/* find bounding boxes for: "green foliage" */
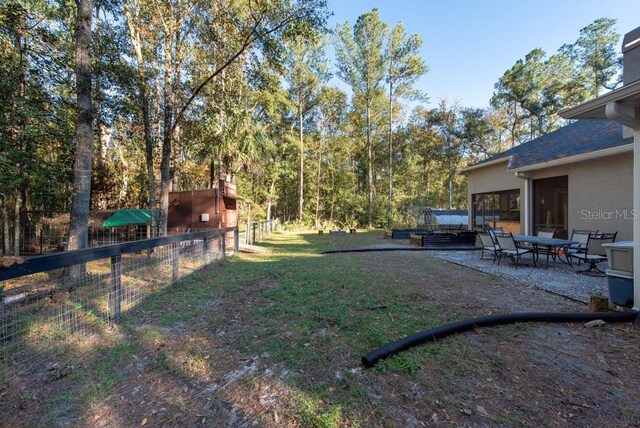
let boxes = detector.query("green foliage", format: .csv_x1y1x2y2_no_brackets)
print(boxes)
491,17,620,146
0,3,623,237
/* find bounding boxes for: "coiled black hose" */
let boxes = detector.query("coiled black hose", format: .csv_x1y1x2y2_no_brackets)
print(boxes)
362,310,638,368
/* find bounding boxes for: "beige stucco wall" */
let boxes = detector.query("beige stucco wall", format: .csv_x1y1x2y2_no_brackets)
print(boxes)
465,152,634,240
525,152,633,241
465,160,526,233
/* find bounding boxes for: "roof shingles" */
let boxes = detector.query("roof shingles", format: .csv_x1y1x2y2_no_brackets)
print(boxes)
469,120,631,171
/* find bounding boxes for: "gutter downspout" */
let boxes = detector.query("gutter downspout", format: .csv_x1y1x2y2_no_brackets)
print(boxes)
605,101,640,311
515,172,531,235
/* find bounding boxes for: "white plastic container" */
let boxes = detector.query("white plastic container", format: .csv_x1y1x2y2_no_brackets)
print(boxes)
604,241,634,307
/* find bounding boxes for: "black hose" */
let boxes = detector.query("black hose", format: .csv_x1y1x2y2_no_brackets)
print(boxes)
362,310,638,368
322,247,479,254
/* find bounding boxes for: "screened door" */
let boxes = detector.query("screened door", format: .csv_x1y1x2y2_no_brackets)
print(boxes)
533,176,568,239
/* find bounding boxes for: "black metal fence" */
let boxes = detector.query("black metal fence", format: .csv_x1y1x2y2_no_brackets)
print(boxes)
0,227,239,382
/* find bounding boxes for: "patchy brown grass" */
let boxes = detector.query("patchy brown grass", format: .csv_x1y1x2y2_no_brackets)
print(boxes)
2,230,639,427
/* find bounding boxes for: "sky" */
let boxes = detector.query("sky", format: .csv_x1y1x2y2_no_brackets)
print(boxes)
325,0,639,109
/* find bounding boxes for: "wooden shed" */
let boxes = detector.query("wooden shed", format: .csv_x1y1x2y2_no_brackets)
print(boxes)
168,180,237,234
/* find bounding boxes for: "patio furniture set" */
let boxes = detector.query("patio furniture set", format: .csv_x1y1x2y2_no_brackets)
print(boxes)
478,227,618,275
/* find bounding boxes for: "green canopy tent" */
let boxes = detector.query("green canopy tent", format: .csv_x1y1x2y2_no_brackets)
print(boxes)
102,209,152,228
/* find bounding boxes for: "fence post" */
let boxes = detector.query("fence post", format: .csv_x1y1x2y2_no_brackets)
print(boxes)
172,243,179,285
203,236,211,264
252,222,256,244
221,232,226,257
246,220,251,245
234,227,239,253
110,255,122,322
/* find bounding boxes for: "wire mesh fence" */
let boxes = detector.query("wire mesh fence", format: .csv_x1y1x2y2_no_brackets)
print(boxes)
244,219,277,245
0,228,237,382
2,225,156,256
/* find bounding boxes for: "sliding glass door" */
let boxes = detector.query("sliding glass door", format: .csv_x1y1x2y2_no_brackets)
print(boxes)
472,189,520,232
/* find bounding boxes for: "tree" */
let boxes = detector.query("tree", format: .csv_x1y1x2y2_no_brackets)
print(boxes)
561,17,621,97
431,100,465,209
155,0,327,235
385,22,427,226
313,86,347,228
283,33,328,221
491,48,585,144
335,8,388,228
67,0,93,252
124,0,159,235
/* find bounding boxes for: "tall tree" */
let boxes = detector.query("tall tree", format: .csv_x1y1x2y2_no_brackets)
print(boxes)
561,17,621,97
385,22,427,226
431,100,465,209
68,0,93,252
313,86,347,228
283,34,327,221
335,8,387,228
124,0,159,236
153,0,328,235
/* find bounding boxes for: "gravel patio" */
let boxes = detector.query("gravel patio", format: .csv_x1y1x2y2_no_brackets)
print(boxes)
431,249,608,304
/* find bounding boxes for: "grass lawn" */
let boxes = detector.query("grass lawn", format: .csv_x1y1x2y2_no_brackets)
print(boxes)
3,230,640,427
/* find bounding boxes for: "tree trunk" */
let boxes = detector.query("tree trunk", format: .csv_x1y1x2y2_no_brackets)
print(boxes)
448,158,453,210
314,128,323,229
388,82,393,228
217,151,222,228
366,99,373,228
158,30,174,236
329,169,335,224
266,178,276,221
2,204,9,256
298,98,304,221
210,159,215,189
68,0,93,253
423,162,431,201
13,196,21,256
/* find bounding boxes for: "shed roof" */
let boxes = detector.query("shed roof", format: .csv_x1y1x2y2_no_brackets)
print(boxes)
463,120,632,172
102,209,153,228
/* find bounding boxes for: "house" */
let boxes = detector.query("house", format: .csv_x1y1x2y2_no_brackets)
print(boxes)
465,24,639,309
559,25,640,309
461,119,633,240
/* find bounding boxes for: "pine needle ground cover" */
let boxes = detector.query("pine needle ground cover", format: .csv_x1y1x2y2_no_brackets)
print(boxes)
2,231,640,426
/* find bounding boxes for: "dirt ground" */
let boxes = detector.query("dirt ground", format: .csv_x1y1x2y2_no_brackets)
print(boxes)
1,231,639,427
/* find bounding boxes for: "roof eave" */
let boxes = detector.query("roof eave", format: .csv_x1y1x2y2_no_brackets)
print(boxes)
459,157,510,174
559,80,640,120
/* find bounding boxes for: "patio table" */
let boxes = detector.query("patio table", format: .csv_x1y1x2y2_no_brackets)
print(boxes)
513,235,577,268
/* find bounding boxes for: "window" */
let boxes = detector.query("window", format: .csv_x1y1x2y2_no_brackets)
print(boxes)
472,189,520,230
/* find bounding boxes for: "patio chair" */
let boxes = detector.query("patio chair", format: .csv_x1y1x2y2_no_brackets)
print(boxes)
495,232,535,268
533,228,557,266
478,232,499,262
487,228,502,247
566,229,596,256
568,232,617,275
537,228,556,239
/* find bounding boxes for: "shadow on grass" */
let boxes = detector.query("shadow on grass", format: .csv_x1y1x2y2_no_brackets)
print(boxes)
3,230,596,427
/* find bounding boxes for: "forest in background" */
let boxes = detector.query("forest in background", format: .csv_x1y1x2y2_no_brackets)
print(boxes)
0,1,624,255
